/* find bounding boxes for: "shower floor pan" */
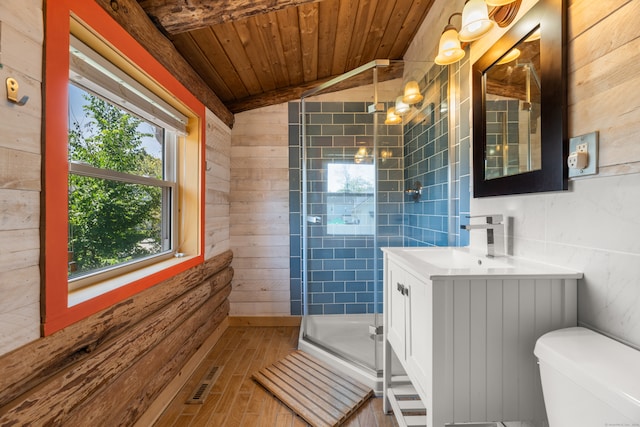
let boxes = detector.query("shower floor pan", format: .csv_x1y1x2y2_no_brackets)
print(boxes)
298,314,404,395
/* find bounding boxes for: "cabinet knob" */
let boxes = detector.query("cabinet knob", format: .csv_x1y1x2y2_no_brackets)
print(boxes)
397,282,404,293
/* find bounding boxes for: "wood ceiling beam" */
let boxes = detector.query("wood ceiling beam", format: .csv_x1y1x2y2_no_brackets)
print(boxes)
226,61,404,114
94,0,235,128
138,0,325,35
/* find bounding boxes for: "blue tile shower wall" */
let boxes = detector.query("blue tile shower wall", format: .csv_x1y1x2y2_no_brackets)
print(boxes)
403,65,450,246
454,55,472,246
289,101,404,316
289,63,471,314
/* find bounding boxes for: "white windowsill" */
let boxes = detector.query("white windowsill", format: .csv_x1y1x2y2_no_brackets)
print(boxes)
68,254,197,307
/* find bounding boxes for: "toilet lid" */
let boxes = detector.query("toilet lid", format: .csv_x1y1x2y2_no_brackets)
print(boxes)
535,327,640,422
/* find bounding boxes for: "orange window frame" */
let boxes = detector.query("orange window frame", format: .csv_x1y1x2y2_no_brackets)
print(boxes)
43,0,205,335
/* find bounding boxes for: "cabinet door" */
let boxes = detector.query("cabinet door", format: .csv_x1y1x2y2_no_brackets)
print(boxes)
386,260,406,360
405,270,432,401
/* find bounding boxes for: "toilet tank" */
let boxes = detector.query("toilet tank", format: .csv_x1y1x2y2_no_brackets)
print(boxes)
534,327,640,427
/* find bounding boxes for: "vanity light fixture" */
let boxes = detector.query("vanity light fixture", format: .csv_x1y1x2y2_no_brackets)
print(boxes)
434,0,521,65
384,106,402,125
459,0,494,42
402,80,424,105
435,13,466,65
394,95,411,115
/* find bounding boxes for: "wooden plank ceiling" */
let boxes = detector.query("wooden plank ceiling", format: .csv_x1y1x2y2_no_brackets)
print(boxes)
136,0,436,114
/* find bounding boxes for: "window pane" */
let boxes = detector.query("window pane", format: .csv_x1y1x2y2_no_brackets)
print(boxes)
68,175,165,279
326,163,375,236
68,83,164,179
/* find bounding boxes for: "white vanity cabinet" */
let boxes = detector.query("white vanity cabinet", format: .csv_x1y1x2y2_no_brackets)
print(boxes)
385,258,432,402
382,247,582,427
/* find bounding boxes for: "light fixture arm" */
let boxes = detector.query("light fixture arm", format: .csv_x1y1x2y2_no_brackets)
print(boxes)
447,12,462,27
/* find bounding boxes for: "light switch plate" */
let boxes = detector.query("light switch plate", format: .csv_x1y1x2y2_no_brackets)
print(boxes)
569,131,598,178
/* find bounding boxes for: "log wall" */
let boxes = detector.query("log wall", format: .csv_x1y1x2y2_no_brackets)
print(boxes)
0,251,233,425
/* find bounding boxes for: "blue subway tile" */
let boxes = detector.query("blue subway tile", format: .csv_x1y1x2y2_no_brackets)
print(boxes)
346,304,367,314
356,270,374,281
312,270,333,281
308,304,323,315
312,293,334,304
308,282,323,293
334,248,356,259
324,304,346,314
323,259,345,270
335,293,356,303
346,281,367,292
334,270,355,281
345,259,367,270
324,282,345,293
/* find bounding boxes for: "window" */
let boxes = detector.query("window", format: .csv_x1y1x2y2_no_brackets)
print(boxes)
326,163,375,235
66,36,186,289
44,1,205,334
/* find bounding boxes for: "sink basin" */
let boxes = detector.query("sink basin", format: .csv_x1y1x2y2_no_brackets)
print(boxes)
383,247,582,280
398,247,512,270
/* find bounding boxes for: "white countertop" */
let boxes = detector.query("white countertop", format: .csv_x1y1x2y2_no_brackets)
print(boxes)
382,246,583,280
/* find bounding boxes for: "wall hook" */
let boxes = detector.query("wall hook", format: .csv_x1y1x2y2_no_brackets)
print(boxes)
6,77,29,106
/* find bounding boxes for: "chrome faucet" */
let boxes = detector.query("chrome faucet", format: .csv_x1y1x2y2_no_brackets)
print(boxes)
461,214,505,257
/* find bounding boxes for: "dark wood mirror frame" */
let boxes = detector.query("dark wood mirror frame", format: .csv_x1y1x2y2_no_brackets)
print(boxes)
472,0,567,197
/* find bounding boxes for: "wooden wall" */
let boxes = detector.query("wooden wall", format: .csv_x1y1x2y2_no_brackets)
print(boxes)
0,0,44,355
205,109,232,258
230,104,291,316
566,0,640,175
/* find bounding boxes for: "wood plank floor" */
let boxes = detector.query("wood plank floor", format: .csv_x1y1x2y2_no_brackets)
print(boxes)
153,326,398,427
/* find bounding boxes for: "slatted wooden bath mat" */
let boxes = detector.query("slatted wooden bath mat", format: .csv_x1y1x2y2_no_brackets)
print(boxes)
252,350,374,427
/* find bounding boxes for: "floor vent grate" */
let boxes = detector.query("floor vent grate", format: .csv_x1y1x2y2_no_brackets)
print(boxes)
186,365,221,404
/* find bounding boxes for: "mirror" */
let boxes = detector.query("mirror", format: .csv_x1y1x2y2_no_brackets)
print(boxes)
484,27,541,180
472,0,566,197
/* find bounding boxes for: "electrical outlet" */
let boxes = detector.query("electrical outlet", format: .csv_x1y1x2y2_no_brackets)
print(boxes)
567,151,588,169
568,132,598,178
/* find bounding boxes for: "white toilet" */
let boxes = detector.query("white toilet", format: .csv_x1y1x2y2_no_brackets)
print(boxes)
535,327,640,427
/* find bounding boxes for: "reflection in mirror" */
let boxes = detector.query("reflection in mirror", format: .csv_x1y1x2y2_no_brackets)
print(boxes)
484,26,541,180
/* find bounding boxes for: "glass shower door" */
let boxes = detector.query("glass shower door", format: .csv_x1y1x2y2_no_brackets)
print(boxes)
299,62,404,373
